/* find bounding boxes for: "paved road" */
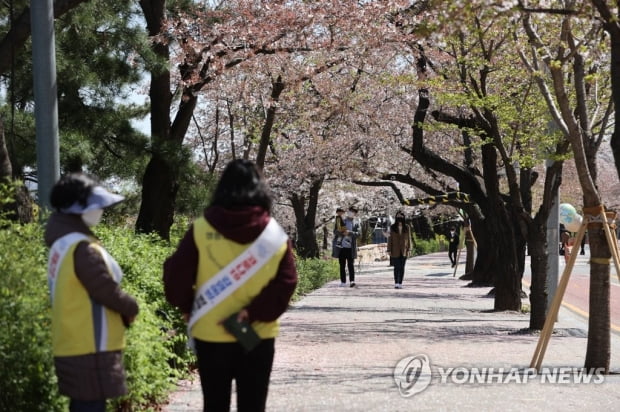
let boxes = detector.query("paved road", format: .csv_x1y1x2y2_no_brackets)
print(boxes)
163,252,620,412
522,245,620,333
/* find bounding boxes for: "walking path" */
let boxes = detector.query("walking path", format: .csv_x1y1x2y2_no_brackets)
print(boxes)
163,252,620,411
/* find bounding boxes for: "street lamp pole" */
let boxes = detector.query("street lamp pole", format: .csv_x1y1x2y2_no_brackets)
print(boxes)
31,0,60,211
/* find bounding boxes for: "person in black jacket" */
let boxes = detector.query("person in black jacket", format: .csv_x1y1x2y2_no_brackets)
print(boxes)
448,226,459,267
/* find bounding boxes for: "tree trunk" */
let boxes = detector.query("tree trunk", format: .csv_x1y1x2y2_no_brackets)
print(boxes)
461,217,494,286
322,226,328,250
0,117,12,180
528,222,548,330
464,226,475,274
584,208,612,373
256,76,285,170
289,178,323,259
0,117,33,223
604,14,620,184
136,0,198,239
480,140,521,312
135,153,178,238
489,209,522,311
409,81,520,309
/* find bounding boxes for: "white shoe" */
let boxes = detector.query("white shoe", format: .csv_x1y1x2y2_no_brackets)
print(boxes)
340,282,347,287
398,284,403,289
395,284,399,289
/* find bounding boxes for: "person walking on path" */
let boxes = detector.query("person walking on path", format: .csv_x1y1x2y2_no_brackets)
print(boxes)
163,159,298,412
387,211,411,289
560,224,572,264
448,225,459,267
332,206,360,287
333,207,346,248
44,173,139,412
580,230,587,255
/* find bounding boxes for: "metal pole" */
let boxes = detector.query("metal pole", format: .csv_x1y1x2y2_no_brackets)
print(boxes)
545,159,560,315
31,0,60,211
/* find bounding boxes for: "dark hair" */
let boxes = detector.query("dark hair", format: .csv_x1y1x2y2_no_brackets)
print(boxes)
209,159,272,211
50,173,97,212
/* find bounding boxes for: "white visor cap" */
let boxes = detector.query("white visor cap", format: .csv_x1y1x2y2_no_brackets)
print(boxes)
60,186,125,214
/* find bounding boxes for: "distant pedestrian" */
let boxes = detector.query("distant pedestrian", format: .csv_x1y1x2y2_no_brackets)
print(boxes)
332,206,360,287
560,225,571,263
387,211,410,289
580,231,587,255
163,159,298,412
44,173,139,412
448,225,459,267
333,207,346,248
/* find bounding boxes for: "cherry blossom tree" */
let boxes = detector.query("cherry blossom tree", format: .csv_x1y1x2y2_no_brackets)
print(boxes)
361,1,568,312
164,1,423,254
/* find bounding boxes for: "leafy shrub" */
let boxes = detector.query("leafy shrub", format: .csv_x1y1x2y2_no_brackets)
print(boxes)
0,222,67,411
413,234,445,255
92,226,193,411
0,217,192,411
293,256,339,301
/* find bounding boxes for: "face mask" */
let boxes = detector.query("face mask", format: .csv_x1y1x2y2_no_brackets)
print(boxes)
82,209,103,227
347,212,354,218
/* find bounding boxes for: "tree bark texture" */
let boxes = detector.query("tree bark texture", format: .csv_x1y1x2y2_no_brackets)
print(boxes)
412,88,520,309
460,214,494,286
289,178,323,259
256,76,285,170
0,117,33,223
528,223,548,330
584,209,612,373
136,0,191,239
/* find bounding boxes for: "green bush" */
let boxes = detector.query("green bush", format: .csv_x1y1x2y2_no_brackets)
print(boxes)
0,222,67,411
293,256,339,301
413,234,445,255
0,218,192,411
95,226,193,411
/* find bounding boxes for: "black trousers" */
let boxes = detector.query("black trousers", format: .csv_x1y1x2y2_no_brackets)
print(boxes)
448,247,457,265
69,399,106,412
195,338,275,412
338,247,355,283
392,256,407,284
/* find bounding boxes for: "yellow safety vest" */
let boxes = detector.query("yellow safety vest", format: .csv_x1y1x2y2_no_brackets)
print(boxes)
191,217,287,342
49,236,125,356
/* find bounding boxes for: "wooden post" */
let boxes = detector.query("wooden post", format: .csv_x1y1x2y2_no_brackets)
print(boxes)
530,219,587,370
529,206,620,370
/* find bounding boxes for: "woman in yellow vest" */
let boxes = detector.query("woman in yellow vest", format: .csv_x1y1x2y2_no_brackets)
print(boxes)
44,173,139,412
164,159,298,412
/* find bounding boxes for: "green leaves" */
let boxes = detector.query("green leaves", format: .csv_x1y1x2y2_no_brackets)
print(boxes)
293,255,339,301
0,223,65,411
0,220,192,410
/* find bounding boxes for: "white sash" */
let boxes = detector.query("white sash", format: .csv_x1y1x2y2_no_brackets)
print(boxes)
48,233,123,304
187,218,288,342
